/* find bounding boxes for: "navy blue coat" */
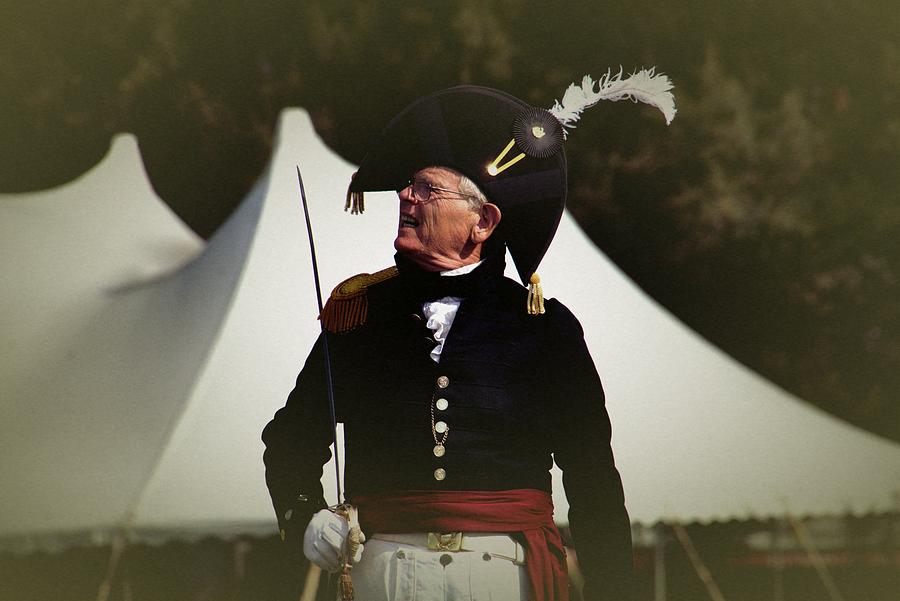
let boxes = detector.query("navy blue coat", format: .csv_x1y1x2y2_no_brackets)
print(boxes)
262,256,632,600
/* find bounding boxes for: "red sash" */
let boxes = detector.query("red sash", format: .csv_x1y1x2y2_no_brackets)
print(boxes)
353,489,568,601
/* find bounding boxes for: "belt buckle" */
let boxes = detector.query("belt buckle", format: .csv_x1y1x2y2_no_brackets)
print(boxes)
427,531,463,551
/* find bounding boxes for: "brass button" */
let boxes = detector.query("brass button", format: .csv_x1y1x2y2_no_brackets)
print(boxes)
434,468,446,481
433,444,446,457
396,549,406,559
435,421,448,434
440,553,453,566
437,376,449,388
435,398,449,411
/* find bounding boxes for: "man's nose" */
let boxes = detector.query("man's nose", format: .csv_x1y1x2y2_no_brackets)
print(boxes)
398,183,417,204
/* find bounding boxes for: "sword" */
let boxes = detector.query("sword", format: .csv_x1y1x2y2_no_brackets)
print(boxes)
296,165,343,504
296,166,357,600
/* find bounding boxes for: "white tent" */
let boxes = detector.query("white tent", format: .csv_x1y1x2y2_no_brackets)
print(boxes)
2,108,899,549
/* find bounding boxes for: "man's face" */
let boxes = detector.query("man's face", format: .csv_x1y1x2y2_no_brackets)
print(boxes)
394,167,482,271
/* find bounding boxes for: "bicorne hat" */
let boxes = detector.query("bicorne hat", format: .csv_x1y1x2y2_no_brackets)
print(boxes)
345,70,676,312
348,85,566,288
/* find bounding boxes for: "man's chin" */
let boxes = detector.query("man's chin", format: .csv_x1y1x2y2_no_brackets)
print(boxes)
394,237,419,255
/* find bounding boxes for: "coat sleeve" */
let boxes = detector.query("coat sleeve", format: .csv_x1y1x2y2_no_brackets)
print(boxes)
545,300,634,601
261,334,335,555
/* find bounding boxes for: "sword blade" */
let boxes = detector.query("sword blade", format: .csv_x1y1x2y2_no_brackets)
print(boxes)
296,165,343,504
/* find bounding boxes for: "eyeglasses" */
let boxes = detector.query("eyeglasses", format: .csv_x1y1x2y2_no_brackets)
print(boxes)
399,178,479,204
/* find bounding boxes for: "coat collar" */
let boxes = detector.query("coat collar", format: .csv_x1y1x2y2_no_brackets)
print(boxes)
393,252,505,303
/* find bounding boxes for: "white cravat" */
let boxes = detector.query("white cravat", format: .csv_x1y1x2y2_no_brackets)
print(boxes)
422,261,482,362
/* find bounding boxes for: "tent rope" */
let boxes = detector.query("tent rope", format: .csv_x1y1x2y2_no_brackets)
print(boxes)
785,512,846,601
94,511,135,601
670,522,728,601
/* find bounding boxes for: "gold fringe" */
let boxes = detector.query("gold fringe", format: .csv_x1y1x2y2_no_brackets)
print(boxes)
320,294,367,334
320,266,399,332
344,173,364,215
344,188,365,214
527,272,545,315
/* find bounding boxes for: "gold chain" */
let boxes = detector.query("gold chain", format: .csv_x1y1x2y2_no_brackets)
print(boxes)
430,392,449,445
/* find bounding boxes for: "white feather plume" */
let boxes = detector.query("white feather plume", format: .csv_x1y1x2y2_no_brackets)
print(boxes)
549,67,676,136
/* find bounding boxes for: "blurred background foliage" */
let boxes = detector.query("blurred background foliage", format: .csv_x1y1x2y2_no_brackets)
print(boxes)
2,0,898,441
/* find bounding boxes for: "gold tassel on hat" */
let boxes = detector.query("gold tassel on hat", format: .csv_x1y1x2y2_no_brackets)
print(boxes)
527,272,545,315
344,188,365,214
344,171,365,214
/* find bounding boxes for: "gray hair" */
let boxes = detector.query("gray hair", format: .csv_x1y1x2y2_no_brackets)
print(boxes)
456,172,488,211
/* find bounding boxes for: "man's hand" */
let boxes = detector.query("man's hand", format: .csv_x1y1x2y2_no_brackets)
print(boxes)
302,508,365,572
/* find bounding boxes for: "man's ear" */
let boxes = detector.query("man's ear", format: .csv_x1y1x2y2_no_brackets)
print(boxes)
472,203,502,244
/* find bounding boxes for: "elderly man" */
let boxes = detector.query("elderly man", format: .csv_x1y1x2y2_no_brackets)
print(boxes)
262,86,633,601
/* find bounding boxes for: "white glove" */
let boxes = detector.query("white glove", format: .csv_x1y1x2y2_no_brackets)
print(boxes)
302,508,365,572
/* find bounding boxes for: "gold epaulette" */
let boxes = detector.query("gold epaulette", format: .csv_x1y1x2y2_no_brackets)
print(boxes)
320,266,399,333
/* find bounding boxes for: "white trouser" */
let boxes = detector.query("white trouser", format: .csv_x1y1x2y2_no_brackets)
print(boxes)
347,537,530,601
